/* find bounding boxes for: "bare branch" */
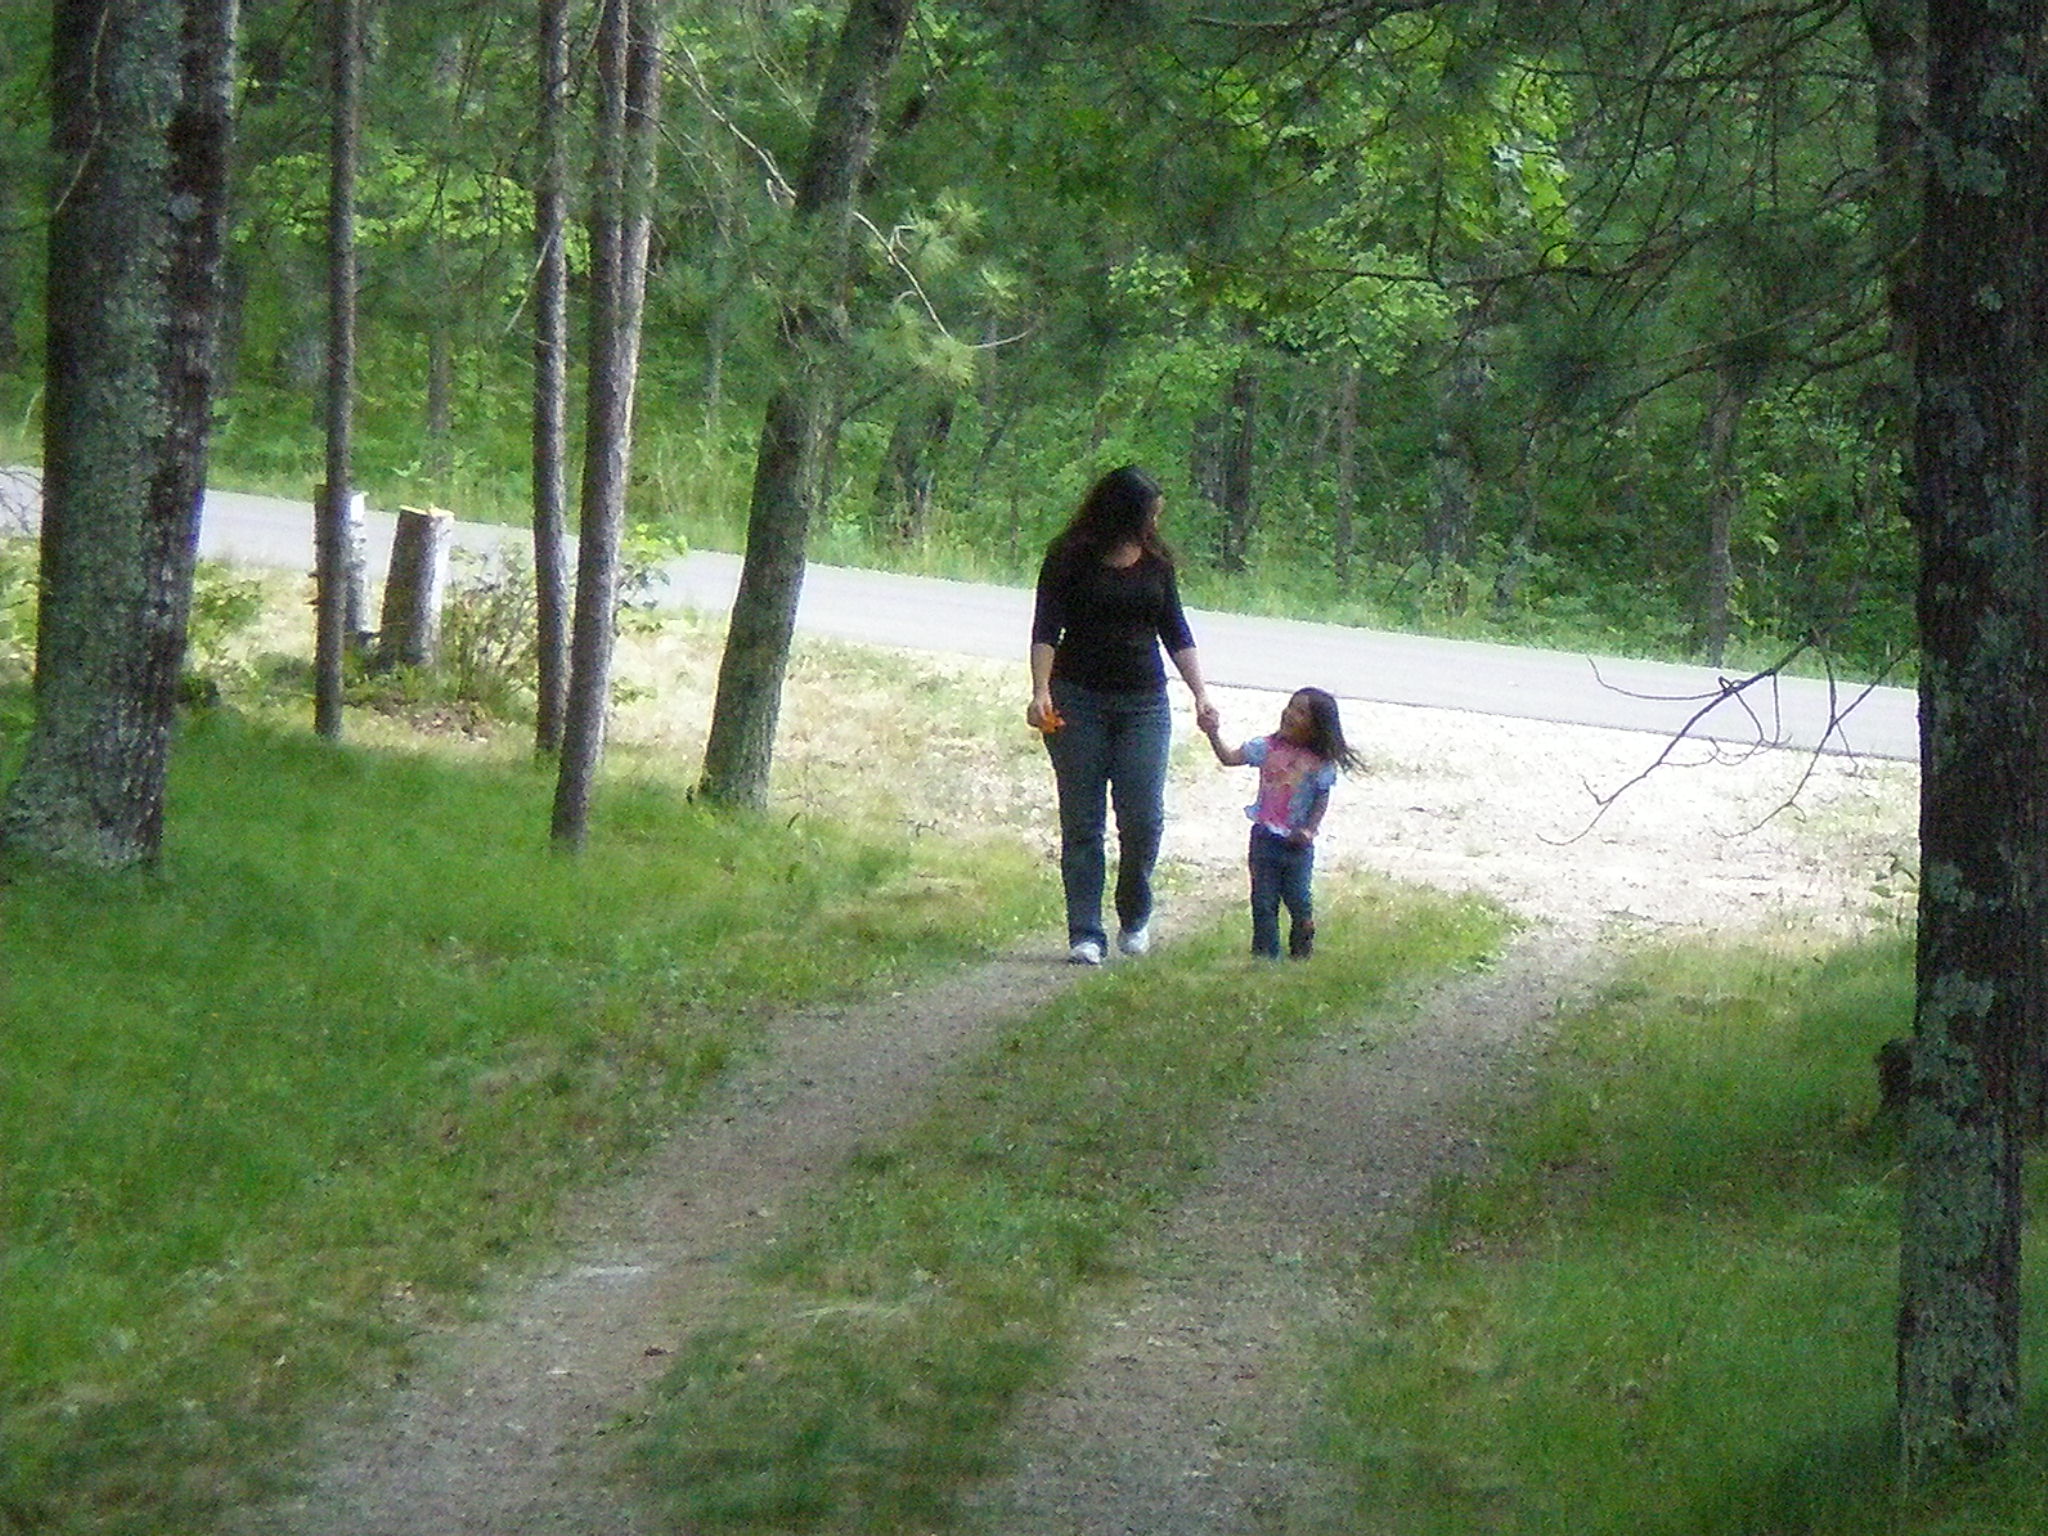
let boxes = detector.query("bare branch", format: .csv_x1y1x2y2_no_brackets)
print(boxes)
1542,638,1910,845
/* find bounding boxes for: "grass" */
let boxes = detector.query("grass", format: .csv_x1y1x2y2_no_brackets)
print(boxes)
630,884,1508,1533
0,701,1052,1536
1321,931,2048,1536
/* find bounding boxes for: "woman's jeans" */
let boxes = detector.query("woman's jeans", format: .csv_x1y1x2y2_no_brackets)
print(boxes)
1248,824,1315,958
1044,680,1170,949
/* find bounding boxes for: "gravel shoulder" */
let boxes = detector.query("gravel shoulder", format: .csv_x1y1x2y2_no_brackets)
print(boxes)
237,646,1918,1534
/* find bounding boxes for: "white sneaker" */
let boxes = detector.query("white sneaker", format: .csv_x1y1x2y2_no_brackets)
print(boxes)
1068,938,1105,966
1117,926,1151,956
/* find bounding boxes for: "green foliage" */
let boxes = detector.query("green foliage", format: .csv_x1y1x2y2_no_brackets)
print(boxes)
0,532,30,680
0,707,1049,1536
2,0,1923,679
426,547,541,715
634,884,1507,1533
1321,933,2048,1536
184,562,267,682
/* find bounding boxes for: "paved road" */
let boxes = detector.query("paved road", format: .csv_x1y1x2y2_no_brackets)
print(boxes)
0,467,1919,761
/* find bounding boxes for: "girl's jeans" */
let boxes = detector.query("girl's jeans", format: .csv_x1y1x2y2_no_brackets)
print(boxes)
1044,679,1170,949
1248,824,1315,958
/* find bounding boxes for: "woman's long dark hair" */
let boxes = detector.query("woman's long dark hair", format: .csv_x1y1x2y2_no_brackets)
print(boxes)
1294,687,1366,773
1050,464,1174,565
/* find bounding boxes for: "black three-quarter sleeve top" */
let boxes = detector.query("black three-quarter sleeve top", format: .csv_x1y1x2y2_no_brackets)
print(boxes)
1031,543,1198,693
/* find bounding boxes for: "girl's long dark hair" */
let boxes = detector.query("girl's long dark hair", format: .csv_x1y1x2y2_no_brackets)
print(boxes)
1050,464,1175,566
1295,687,1365,773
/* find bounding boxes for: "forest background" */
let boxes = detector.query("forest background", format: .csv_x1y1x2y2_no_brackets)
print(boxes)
0,0,1918,682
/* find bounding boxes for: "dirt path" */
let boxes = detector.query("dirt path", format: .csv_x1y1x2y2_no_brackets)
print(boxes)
238,659,1917,1534
961,926,1605,1536
247,956,1091,1536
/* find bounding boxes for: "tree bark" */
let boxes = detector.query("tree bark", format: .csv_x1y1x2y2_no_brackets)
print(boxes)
1859,0,1925,391
1896,0,2047,1477
314,482,369,644
550,0,662,850
0,0,238,869
875,386,955,542
1697,370,1748,666
697,0,918,810
532,0,573,758
316,0,360,741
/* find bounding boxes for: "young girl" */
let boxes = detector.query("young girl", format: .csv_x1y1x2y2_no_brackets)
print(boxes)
1201,688,1363,959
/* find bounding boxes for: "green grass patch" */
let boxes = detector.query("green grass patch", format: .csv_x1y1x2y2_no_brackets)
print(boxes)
1322,931,2048,1536
0,706,1051,1536
631,884,1507,1533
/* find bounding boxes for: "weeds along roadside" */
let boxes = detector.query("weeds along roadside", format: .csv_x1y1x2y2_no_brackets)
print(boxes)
627,885,1508,1534
1319,933,2048,1536
0,677,1051,1534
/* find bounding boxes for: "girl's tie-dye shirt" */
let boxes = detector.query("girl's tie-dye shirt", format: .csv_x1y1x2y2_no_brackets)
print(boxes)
1240,735,1337,838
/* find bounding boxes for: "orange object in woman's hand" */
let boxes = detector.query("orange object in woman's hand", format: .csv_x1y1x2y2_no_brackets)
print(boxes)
1038,706,1064,734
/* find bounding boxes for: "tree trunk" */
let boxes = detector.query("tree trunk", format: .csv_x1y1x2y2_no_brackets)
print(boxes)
875,386,954,542
314,482,369,644
1425,343,1487,576
0,0,237,869
1494,430,1545,621
316,0,360,741
1860,0,1925,393
551,0,662,850
1697,371,1748,666
531,0,572,758
1216,362,1258,574
1896,0,2047,1478
698,0,918,810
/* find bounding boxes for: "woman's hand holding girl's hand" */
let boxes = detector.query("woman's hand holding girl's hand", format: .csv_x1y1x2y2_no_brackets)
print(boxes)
1195,698,1221,735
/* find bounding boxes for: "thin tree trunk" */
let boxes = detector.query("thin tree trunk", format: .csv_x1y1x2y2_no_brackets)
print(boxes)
1217,362,1258,574
1697,372,1747,665
1896,0,2046,1478
875,387,954,542
1860,0,1924,390
316,0,359,741
532,0,573,758
698,0,918,810
550,0,661,850
0,0,238,868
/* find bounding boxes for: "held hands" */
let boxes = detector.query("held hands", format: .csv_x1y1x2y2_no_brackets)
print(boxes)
1194,696,1221,736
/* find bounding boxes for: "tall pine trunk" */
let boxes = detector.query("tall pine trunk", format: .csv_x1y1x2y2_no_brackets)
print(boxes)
0,0,238,868
532,0,573,758
1896,0,2047,1477
1697,369,1749,666
875,386,954,543
1216,362,1258,573
315,0,359,741
697,0,917,810
551,0,661,849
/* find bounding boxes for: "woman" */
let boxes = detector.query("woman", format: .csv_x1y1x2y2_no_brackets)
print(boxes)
1027,465,1218,964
